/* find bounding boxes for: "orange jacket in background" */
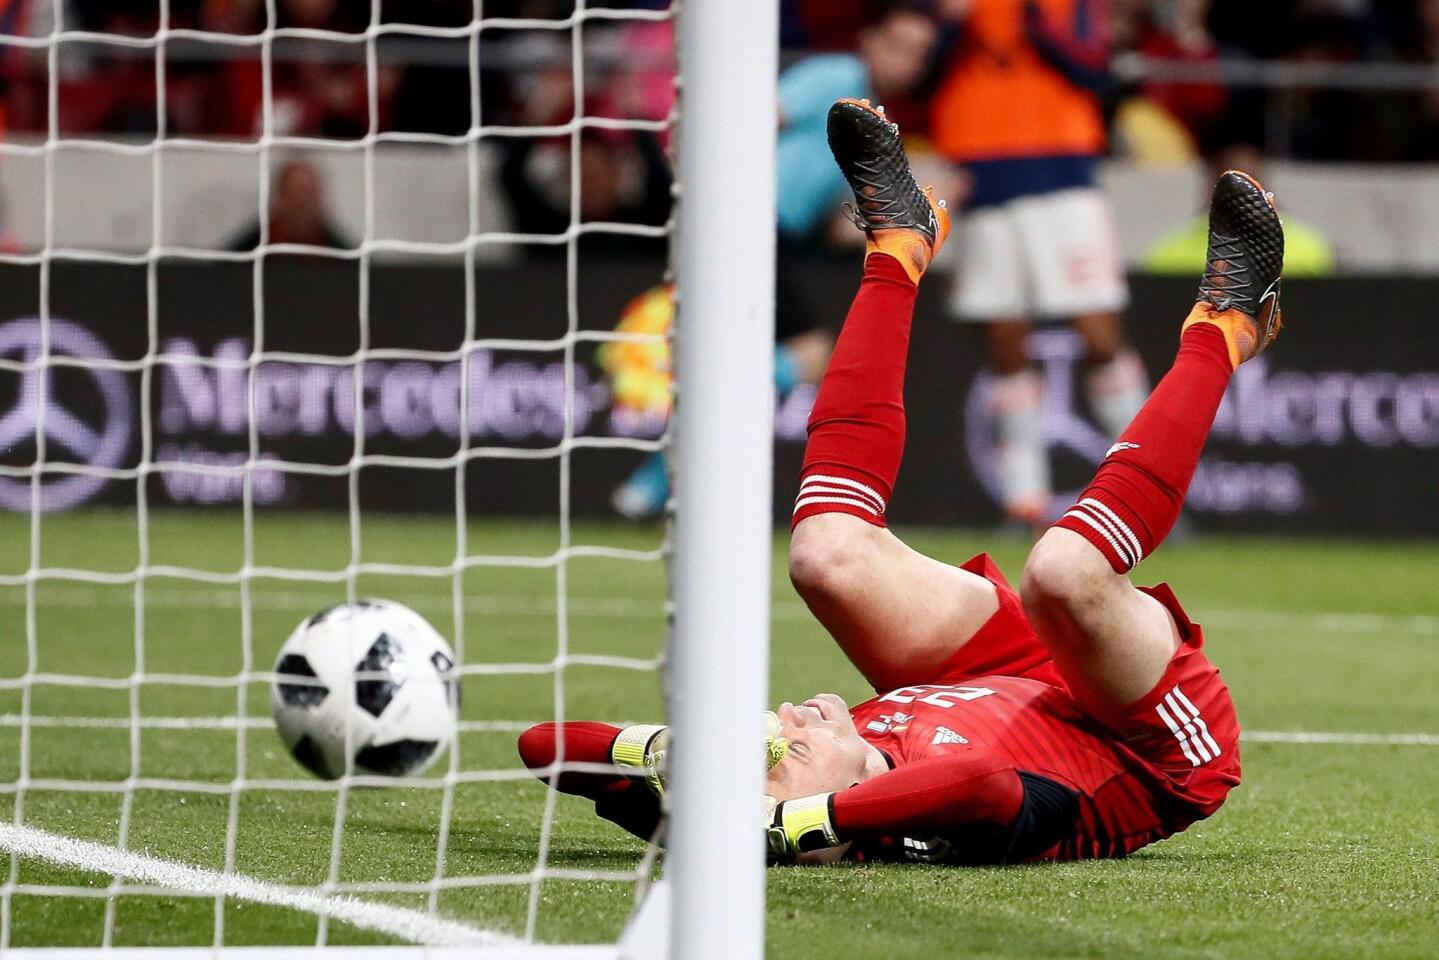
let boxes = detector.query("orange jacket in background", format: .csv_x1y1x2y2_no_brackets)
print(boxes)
931,0,1108,163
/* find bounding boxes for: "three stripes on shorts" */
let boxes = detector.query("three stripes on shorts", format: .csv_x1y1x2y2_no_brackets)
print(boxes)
1155,684,1222,767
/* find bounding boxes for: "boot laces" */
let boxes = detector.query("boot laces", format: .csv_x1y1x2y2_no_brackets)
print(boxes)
1198,233,1252,309
839,155,922,232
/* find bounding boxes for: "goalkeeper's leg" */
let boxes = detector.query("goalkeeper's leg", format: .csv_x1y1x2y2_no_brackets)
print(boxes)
1021,170,1285,717
789,100,1000,691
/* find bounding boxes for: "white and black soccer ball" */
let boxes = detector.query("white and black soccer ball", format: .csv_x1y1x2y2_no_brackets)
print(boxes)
270,599,460,780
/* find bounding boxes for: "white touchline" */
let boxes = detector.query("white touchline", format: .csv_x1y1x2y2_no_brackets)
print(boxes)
0,714,534,733
1240,731,1439,746
0,823,513,948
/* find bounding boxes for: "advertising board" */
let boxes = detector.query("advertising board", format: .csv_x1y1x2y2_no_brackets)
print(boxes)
0,257,1433,534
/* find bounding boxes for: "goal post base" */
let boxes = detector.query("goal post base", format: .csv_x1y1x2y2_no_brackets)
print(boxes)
616,879,669,960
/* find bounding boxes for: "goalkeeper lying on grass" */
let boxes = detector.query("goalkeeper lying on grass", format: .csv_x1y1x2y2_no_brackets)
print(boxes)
519,98,1285,865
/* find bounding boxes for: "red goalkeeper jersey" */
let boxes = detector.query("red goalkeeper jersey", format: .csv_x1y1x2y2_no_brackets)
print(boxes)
518,554,1241,867
839,554,1241,864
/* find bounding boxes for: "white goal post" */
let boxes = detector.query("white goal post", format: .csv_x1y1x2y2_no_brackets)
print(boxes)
0,0,777,957
668,0,778,956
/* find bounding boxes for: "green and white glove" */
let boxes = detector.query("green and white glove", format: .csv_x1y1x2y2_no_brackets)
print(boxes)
765,793,841,862
762,710,791,770
611,712,793,801
610,724,669,798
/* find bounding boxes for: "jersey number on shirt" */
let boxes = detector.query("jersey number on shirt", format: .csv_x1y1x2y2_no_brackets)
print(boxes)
876,684,997,708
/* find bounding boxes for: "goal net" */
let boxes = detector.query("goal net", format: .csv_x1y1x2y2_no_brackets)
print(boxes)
0,1,774,956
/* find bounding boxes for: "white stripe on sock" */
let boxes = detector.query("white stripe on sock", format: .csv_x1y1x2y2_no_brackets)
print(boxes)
799,474,887,512
1063,506,1136,570
793,495,881,517
797,483,884,512
1074,502,1137,567
1081,498,1145,565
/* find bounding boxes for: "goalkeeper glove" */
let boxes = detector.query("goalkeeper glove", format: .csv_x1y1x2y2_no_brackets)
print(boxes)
610,724,669,799
765,793,841,862
762,710,791,770
611,712,793,801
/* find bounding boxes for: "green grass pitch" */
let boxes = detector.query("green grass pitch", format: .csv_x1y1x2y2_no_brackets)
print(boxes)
0,510,1436,958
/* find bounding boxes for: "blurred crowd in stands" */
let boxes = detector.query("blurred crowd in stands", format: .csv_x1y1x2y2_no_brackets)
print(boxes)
0,0,1434,252
787,0,1439,162
1,0,1432,157
0,0,676,139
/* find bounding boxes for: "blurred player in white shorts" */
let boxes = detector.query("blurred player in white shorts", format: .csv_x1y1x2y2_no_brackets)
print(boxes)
953,187,1124,323
931,0,1148,525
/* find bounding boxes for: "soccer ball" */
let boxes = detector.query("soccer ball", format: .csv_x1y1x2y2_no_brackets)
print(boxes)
270,599,460,780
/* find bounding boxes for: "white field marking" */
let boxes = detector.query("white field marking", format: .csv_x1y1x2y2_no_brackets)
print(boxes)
0,713,1434,746
3,949,618,959
1240,730,1439,746
0,822,512,947
1200,608,1439,636
0,582,1436,635
0,714,534,733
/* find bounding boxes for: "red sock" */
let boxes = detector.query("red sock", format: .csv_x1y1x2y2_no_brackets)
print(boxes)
517,721,624,797
1055,324,1233,573
517,721,662,841
792,254,917,529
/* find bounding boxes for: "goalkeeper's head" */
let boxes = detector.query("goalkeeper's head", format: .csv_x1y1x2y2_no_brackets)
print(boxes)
764,694,885,803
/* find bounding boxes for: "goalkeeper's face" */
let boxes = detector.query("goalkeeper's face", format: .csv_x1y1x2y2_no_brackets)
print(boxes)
765,694,872,801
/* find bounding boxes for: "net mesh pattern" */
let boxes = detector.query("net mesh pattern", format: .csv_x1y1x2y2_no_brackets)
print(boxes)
0,0,676,948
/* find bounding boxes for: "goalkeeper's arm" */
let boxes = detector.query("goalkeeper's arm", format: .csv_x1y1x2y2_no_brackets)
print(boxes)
768,752,1080,865
517,722,663,841
520,716,787,844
